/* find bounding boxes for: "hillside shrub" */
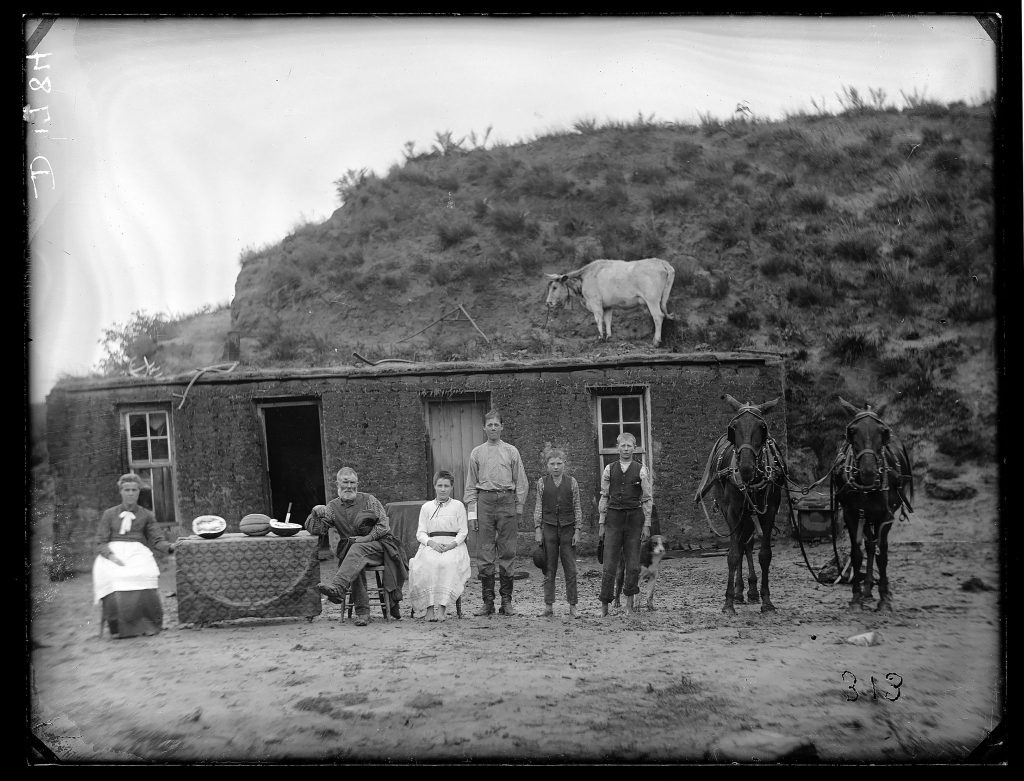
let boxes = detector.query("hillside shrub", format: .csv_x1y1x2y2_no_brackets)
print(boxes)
489,203,539,236
433,214,476,249
631,165,669,185
516,164,573,198
832,231,881,262
672,140,702,164
936,424,990,462
788,188,829,214
787,282,828,308
929,148,965,176
758,254,802,277
827,327,885,365
706,216,744,249
648,185,697,214
727,308,760,329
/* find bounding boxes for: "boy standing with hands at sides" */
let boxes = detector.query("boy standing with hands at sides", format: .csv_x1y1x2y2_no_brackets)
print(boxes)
598,432,653,615
533,449,583,618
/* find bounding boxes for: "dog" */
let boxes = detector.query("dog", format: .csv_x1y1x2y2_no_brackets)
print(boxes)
613,534,666,611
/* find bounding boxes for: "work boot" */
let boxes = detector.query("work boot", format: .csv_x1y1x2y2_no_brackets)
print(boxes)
473,574,496,616
317,584,345,604
498,573,515,615
353,613,369,626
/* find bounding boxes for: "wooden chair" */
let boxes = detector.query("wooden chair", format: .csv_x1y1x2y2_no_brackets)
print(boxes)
344,565,390,620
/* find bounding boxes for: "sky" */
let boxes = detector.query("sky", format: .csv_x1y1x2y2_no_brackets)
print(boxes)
24,14,999,404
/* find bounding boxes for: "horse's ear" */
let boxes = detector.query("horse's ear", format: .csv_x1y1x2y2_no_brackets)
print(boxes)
722,393,743,411
758,397,781,414
837,396,860,416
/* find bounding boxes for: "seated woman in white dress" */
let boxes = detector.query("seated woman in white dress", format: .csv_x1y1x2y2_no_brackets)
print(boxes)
92,472,176,638
407,470,471,622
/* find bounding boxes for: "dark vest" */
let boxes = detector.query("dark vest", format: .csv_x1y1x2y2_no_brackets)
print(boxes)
608,461,642,510
541,475,575,526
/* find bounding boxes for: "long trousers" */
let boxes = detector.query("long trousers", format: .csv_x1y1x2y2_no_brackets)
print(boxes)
542,523,578,605
476,492,517,580
600,507,643,603
330,541,385,615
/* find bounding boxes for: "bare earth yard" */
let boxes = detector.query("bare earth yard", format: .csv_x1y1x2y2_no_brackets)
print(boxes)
28,465,1004,765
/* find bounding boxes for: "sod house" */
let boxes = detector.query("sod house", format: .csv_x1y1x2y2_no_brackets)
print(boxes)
43,352,788,576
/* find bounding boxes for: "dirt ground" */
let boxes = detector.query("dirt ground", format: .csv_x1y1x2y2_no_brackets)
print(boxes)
27,463,1004,766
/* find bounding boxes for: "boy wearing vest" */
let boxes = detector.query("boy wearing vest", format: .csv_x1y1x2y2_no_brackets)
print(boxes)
533,449,583,618
598,432,653,615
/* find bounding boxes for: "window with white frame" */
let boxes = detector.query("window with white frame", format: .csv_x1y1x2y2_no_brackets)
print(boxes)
123,408,177,525
595,390,650,471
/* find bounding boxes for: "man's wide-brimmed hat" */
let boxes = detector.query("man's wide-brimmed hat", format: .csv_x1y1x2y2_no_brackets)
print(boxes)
532,544,547,574
353,510,377,535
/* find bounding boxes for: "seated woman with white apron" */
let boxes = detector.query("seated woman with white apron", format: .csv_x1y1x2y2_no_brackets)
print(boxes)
407,470,471,622
92,473,176,638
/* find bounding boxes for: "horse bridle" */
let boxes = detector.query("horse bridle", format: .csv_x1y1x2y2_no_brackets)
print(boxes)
721,407,781,495
839,410,896,495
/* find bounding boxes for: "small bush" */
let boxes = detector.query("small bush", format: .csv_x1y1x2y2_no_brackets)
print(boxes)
936,425,990,462
516,164,573,198
832,231,881,262
649,186,697,213
758,254,802,278
672,140,703,164
787,282,828,308
706,216,744,249
828,328,885,364
631,165,669,185
489,203,538,236
434,215,476,249
929,148,965,176
727,308,760,329
788,188,829,214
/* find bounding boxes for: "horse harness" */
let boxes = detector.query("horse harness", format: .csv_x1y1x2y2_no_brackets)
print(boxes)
834,409,913,518
712,407,786,527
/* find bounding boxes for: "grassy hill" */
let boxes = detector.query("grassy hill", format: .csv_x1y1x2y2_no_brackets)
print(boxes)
112,96,1000,481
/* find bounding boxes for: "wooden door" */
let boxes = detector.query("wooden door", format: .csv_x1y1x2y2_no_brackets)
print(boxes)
425,397,489,502
425,396,489,559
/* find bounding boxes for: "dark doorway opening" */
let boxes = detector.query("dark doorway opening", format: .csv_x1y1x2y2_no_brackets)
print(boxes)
259,403,326,527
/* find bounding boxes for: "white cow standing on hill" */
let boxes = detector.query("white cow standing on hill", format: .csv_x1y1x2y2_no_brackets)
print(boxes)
544,258,676,347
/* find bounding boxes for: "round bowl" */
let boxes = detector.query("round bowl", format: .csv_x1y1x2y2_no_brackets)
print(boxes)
269,521,303,537
192,514,227,540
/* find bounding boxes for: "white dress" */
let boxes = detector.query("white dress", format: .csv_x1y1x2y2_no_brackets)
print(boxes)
408,498,471,613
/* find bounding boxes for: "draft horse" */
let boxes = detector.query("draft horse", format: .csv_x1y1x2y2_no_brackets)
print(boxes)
696,395,786,614
832,397,914,612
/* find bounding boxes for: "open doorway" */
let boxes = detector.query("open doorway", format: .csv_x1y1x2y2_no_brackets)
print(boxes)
257,402,326,527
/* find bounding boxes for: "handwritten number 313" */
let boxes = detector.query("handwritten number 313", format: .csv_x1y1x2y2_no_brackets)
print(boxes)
842,671,903,701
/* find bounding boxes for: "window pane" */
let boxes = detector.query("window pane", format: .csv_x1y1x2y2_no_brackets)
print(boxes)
130,440,149,462
600,397,620,422
129,415,148,437
621,397,641,421
150,439,169,460
623,423,643,446
601,424,620,450
149,413,167,437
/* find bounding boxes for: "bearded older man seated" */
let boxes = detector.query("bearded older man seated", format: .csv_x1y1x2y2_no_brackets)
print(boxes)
306,467,408,625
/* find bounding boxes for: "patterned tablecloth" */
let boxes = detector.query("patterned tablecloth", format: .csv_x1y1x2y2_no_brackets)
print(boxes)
175,532,322,625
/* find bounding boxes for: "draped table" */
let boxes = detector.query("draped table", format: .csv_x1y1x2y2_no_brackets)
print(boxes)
175,532,322,625
385,500,427,559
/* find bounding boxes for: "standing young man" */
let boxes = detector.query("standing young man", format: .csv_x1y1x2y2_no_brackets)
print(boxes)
598,432,653,615
463,409,528,616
